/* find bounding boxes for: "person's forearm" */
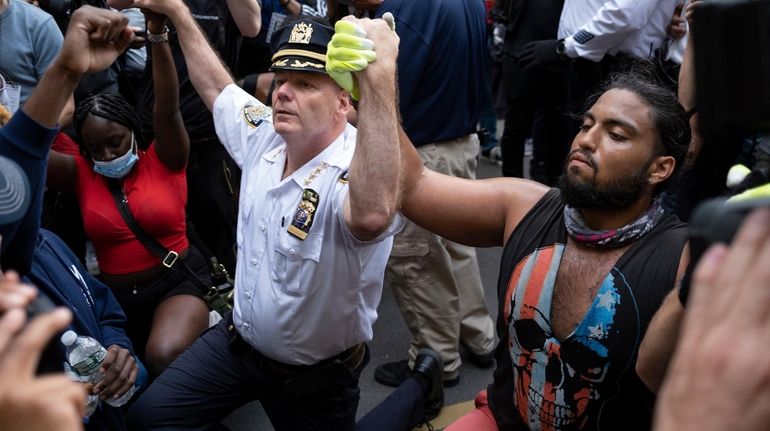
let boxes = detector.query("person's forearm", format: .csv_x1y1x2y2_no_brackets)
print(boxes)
151,30,189,169
22,61,81,128
678,37,695,111
57,96,75,128
280,0,300,15
637,289,684,392
224,0,261,37
347,65,400,240
152,36,182,123
166,6,234,111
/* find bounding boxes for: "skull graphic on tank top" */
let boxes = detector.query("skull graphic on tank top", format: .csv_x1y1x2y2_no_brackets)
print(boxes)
503,245,640,430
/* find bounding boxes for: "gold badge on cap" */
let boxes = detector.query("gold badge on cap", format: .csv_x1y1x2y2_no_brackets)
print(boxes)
242,104,272,128
289,22,313,44
288,189,320,240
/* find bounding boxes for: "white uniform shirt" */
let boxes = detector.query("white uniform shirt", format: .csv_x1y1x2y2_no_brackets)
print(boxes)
213,84,402,365
558,0,679,62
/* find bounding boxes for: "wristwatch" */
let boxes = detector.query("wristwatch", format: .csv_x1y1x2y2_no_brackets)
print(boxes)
556,38,567,59
147,27,170,44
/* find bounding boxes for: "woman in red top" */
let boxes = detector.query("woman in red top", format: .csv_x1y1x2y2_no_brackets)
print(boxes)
47,12,209,376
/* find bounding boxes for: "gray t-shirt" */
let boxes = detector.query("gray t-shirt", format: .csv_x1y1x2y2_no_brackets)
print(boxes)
0,0,62,106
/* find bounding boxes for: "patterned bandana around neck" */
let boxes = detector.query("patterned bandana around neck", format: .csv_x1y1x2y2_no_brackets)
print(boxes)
563,201,665,248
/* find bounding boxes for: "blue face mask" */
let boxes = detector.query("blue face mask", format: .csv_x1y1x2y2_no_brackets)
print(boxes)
92,133,139,179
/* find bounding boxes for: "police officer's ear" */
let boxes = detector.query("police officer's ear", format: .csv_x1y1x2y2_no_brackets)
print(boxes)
335,89,353,120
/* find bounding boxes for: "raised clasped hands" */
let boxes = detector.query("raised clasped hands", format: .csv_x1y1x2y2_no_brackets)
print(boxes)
326,13,399,100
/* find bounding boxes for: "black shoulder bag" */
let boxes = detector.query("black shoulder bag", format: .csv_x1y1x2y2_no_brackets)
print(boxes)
106,179,233,315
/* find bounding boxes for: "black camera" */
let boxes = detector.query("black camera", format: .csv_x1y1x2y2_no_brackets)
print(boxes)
680,197,770,305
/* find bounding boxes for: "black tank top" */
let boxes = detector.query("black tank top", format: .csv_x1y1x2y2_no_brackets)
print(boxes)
488,189,687,431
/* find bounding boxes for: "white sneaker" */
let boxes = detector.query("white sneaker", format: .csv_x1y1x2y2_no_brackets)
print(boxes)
490,146,502,166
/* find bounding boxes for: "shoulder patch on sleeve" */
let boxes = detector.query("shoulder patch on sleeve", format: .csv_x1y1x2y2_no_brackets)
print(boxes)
242,104,272,128
573,30,595,45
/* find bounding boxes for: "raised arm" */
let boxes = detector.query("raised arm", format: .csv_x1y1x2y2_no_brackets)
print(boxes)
146,11,189,171
342,18,400,241
225,0,261,37
677,1,701,166
326,15,547,246
24,8,133,128
134,0,235,111
677,0,701,112
108,0,260,36
398,128,548,247
2,6,133,273
281,0,325,18
46,9,139,195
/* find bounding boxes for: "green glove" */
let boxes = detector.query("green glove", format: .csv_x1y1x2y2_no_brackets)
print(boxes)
327,20,376,100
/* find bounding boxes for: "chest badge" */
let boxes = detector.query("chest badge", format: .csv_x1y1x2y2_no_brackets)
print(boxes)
288,188,320,240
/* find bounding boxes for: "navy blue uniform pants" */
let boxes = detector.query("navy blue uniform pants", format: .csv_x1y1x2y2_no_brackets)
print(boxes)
355,378,425,431
127,314,367,431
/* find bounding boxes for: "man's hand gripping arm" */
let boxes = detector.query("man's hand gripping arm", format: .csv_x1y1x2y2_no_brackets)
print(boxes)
331,16,401,241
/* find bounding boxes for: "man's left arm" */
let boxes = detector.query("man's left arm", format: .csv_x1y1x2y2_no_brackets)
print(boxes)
224,0,261,37
636,244,690,393
342,18,401,241
563,0,663,62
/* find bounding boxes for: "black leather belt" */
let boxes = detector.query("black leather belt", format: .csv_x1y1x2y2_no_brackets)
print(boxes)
264,342,366,376
227,322,366,376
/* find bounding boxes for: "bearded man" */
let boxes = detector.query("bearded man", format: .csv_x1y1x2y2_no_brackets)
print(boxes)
397,72,691,431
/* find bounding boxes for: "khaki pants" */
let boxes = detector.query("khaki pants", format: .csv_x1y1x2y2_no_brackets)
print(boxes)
386,134,495,379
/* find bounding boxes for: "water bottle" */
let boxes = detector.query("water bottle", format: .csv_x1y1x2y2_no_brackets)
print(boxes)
61,331,106,383
104,378,136,407
63,362,99,421
60,331,136,408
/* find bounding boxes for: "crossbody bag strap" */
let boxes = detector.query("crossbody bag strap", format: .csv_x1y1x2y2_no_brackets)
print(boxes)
106,179,212,295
